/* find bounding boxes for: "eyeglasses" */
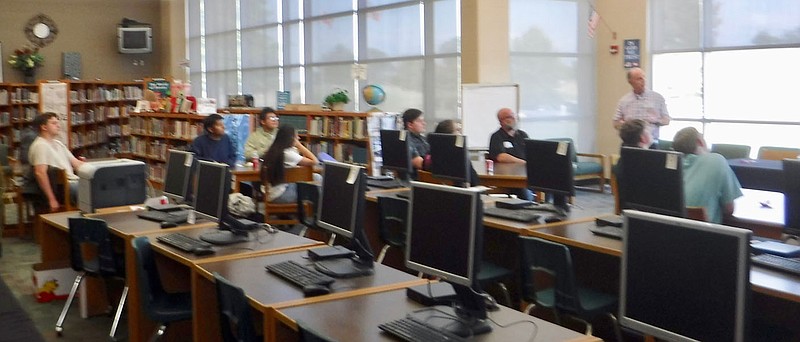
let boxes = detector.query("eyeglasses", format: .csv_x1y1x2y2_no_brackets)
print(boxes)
267,117,280,121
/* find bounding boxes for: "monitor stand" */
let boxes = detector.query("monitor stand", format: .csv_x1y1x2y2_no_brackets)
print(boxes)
314,257,373,278
198,230,250,245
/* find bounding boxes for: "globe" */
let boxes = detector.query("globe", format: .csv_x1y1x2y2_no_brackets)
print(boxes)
362,84,386,106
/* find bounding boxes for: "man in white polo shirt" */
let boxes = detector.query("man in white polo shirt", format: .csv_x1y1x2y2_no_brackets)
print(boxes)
28,112,84,212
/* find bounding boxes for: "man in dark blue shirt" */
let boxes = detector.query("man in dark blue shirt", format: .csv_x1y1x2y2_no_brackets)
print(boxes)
191,114,237,167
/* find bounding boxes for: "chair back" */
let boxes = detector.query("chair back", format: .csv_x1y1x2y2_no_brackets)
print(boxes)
131,237,168,318
711,143,751,159
377,196,409,249
658,140,673,151
296,319,338,342
262,165,314,225
519,236,582,314
296,182,320,229
214,272,257,342
68,217,123,276
758,146,800,161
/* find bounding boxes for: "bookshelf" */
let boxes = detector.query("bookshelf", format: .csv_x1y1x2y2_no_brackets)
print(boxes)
127,112,205,185
0,83,40,159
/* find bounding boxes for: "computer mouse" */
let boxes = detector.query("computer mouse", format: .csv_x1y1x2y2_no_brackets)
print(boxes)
544,216,563,223
302,284,331,297
160,221,178,229
192,246,215,256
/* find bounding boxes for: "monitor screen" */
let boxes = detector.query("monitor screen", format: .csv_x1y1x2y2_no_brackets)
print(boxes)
620,210,751,342
379,129,412,180
427,133,470,185
524,139,575,196
162,150,194,202
118,27,152,54
619,147,686,218
192,160,231,222
784,159,800,235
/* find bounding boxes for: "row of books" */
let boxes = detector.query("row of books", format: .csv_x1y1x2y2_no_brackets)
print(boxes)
0,89,39,105
1,108,39,125
307,116,367,139
130,117,202,140
69,105,134,124
70,129,110,149
69,86,143,103
309,141,368,165
130,137,188,161
149,163,165,183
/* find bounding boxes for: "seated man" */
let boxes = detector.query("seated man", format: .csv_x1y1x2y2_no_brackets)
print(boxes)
28,113,85,212
402,108,429,173
612,119,652,184
191,113,237,167
488,108,532,200
672,127,742,223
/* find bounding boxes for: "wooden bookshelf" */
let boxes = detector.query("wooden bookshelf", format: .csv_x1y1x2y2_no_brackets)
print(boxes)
0,83,40,159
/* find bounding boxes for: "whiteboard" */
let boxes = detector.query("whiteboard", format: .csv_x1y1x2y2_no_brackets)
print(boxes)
461,84,519,150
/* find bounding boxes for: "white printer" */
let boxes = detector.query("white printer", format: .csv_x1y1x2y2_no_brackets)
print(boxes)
77,158,147,213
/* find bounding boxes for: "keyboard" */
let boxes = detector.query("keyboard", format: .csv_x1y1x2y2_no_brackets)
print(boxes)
156,233,212,253
379,316,466,342
137,210,190,224
484,207,541,223
751,253,800,276
367,178,404,189
589,225,623,240
265,260,335,288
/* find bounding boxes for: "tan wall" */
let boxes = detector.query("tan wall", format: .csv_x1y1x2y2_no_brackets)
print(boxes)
0,0,162,83
595,0,648,156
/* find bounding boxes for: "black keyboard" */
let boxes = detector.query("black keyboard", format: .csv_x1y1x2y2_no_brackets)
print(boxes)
156,233,212,253
379,316,466,342
484,207,541,223
265,260,335,287
589,225,623,240
367,178,404,189
751,253,800,276
137,210,190,224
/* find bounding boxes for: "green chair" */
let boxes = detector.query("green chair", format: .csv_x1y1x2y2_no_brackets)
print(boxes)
519,236,621,341
658,140,673,151
711,143,751,159
214,272,259,342
548,138,607,193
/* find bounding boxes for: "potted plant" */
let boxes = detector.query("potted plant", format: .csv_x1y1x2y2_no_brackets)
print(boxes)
324,89,350,111
8,46,44,84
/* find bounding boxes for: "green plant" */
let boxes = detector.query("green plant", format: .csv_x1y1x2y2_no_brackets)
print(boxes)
324,89,350,105
8,47,44,70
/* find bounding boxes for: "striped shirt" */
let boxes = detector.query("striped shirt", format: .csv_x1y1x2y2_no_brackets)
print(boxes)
613,89,670,139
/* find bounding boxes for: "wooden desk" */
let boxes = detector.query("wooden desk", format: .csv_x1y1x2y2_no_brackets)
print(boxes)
728,158,783,192
192,249,427,342
231,166,260,193
271,287,600,342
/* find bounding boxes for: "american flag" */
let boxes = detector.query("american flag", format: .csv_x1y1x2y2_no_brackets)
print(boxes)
588,9,600,38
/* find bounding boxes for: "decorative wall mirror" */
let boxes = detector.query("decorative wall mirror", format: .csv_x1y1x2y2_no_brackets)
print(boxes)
25,14,58,47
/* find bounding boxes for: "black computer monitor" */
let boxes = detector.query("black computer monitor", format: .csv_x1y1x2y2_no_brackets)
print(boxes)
524,139,575,211
192,160,247,245
313,161,374,277
620,210,751,341
784,159,800,235
379,129,413,182
162,149,195,203
405,181,491,337
427,133,470,186
619,147,687,218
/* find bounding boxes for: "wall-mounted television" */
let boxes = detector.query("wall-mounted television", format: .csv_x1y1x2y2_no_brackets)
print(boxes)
118,26,152,54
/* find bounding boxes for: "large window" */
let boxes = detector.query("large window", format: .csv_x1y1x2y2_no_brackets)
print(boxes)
651,0,800,156
508,0,596,151
187,0,460,124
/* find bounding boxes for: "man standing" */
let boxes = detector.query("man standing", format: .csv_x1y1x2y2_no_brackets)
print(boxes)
244,107,279,159
28,113,85,211
612,67,670,148
488,108,529,164
672,127,742,224
191,113,237,167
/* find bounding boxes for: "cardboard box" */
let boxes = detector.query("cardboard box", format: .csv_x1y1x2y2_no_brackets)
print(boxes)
32,260,78,303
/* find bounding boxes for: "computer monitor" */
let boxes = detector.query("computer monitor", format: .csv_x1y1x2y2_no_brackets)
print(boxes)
162,149,195,203
524,139,575,211
379,129,413,182
620,210,751,342
427,133,470,186
784,159,800,235
619,147,687,218
192,160,248,245
313,161,374,277
405,181,491,337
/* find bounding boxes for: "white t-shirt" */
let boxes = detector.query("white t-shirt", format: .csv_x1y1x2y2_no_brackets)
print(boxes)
267,147,304,201
28,137,79,180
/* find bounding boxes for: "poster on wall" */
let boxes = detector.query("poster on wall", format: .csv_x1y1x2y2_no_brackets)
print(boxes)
40,82,68,144
623,39,640,69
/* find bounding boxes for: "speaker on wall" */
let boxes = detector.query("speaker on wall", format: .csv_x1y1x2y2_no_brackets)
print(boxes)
63,52,81,79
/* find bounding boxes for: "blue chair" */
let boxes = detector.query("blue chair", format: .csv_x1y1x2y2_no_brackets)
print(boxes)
519,236,621,341
55,217,128,340
213,272,259,342
711,143,751,160
131,237,193,341
376,196,409,264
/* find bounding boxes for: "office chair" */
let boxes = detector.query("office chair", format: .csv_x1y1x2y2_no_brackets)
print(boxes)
519,236,622,341
658,140,673,151
295,182,320,237
131,237,193,341
213,272,259,342
711,143,751,160
757,146,800,161
55,217,128,340
296,319,338,342
547,138,607,193
376,196,409,264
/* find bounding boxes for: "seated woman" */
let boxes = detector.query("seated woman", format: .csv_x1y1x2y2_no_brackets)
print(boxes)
261,125,320,203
